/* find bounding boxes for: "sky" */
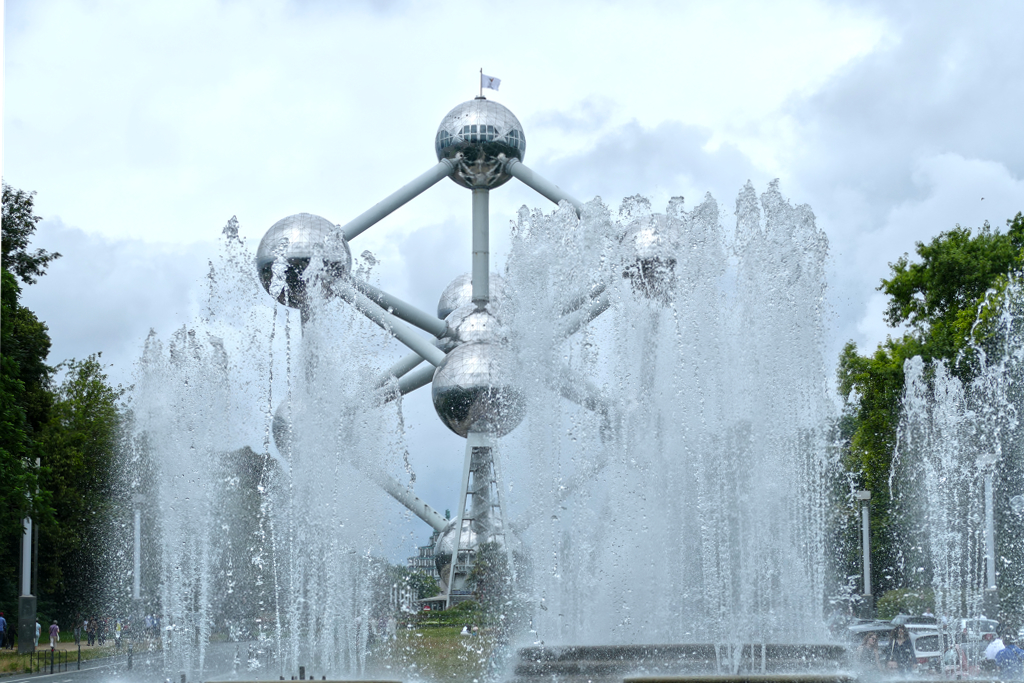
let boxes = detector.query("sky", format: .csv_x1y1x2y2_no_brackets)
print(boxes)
4,0,1024,560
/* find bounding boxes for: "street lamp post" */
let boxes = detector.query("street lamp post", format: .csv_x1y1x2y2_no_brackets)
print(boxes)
855,490,872,616
977,452,1000,616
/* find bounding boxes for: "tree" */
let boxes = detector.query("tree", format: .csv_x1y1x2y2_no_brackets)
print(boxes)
838,212,1024,598
37,356,123,622
2,182,61,285
0,268,54,621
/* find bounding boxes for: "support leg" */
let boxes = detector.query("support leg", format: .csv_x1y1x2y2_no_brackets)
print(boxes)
472,190,489,308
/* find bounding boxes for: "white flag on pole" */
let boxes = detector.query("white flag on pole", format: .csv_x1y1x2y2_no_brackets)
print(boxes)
481,74,501,91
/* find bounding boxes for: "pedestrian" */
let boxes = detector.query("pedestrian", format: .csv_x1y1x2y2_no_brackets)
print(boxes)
995,634,1024,678
886,625,914,674
34,619,40,648
115,620,122,650
74,614,81,645
857,631,883,672
49,620,59,649
986,633,1006,660
87,618,96,646
0,611,7,650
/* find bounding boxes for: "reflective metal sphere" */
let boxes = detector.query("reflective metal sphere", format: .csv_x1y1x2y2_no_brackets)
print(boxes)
620,213,678,301
436,305,504,353
433,518,478,578
435,99,526,189
256,213,352,309
437,272,507,319
272,400,291,454
432,341,525,438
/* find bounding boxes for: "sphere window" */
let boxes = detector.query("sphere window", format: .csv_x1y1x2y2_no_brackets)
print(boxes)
437,129,453,150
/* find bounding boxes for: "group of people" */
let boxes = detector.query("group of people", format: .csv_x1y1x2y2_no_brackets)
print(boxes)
0,613,64,651
857,625,916,675
857,625,1024,678
985,633,1024,676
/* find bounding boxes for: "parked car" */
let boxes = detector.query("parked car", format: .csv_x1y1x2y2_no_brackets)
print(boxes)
891,613,939,626
906,625,949,673
958,617,999,642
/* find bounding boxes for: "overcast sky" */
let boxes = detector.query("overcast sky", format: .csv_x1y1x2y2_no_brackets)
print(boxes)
4,0,1023,560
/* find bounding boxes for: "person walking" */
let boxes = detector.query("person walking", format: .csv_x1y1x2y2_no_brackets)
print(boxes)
0,612,7,650
48,620,59,649
34,619,40,648
114,620,122,650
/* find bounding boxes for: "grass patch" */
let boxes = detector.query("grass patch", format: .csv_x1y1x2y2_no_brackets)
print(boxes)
0,644,117,674
368,625,498,681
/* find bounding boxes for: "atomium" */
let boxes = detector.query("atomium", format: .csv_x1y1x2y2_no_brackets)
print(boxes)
256,213,352,309
432,341,525,438
436,99,526,190
437,272,507,319
620,213,679,300
248,94,590,606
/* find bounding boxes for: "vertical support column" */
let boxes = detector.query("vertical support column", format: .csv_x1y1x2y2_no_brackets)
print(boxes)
445,434,480,609
133,494,144,601
472,189,489,308
18,460,37,654
18,514,36,654
854,490,872,617
985,471,996,591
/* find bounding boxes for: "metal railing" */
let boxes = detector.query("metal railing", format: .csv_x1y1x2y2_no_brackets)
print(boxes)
23,647,72,674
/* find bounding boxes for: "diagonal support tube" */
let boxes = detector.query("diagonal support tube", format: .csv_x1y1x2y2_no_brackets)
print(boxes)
374,351,427,392
371,471,448,532
556,365,612,416
337,284,446,366
342,159,456,241
561,282,607,315
397,364,436,396
557,289,611,339
505,158,584,216
353,280,448,338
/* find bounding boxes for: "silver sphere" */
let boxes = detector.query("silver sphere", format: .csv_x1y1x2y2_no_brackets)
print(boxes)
437,272,506,319
256,213,352,309
435,99,526,189
620,213,678,301
436,304,505,353
272,400,291,454
432,341,525,438
433,518,478,579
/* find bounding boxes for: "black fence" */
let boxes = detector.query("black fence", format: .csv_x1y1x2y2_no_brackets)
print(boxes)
21,647,76,674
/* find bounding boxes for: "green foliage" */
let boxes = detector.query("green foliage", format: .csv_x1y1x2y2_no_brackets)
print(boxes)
875,588,935,621
416,599,481,627
0,267,54,620
37,356,123,622
838,212,1024,597
2,182,61,285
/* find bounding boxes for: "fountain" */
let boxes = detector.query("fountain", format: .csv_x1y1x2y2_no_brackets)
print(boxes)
894,274,1024,626
125,92,847,682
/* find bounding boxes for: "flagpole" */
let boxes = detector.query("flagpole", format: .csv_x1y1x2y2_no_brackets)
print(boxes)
479,68,483,98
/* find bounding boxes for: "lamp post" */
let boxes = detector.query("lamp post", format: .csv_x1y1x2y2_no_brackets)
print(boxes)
855,490,872,616
18,459,39,654
977,452,1000,616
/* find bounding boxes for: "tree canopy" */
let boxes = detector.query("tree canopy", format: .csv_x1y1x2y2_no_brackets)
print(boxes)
2,182,61,285
838,211,1024,600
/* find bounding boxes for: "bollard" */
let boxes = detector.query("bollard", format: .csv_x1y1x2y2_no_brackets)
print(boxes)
300,665,306,680
128,642,133,670
50,647,54,674
181,673,187,683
